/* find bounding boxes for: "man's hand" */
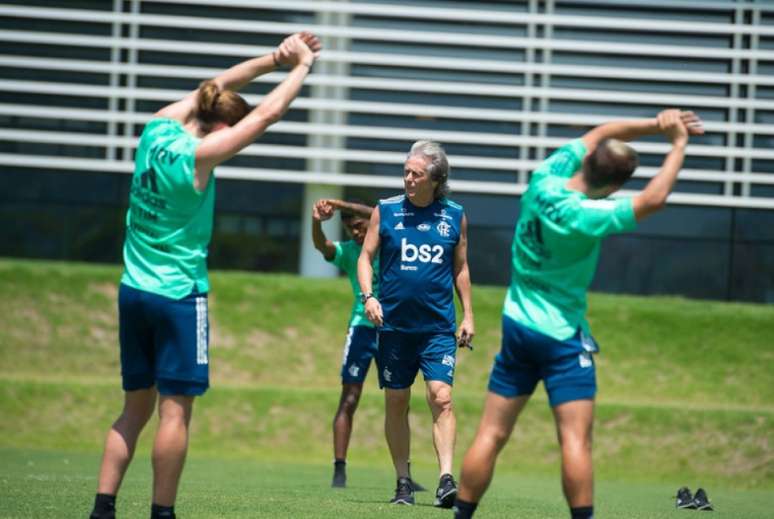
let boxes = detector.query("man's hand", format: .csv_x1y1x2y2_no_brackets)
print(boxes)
456,317,475,350
313,199,334,222
364,297,383,327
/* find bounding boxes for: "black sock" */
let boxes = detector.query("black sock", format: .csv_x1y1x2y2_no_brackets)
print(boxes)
453,498,478,519
150,503,175,519
90,493,116,517
570,505,594,519
334,459,346,466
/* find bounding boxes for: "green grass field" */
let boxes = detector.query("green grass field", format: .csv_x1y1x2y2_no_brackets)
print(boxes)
1,259,773,517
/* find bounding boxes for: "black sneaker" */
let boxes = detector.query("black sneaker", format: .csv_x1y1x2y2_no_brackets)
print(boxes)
331,462,346,488
434,473,458,508
390,477,415,505
675,487,696,509
693,488,713,511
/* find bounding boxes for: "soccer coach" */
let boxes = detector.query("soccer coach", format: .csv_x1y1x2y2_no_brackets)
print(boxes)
358,140,474,508
453,109,704,519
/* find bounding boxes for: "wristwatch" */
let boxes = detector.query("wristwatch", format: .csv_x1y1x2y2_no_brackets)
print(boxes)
360,292,375,304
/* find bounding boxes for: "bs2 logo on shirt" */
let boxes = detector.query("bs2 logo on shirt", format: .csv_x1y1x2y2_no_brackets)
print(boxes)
401,238,444,264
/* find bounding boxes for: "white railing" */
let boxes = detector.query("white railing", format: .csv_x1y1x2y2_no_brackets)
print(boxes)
0,0,772,209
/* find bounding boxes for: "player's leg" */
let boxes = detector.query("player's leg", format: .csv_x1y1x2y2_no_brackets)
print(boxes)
543,329,598,519
454,316,540,518
384,387,412,478
455,393,529,517
377,331,419,504
149,290,210,518
152,393,195,511
418,332,458,508
96,388,157,494
332,325,374,486
425,380,455,476
91,284,156,519
332,382,363,486
553,399,594,516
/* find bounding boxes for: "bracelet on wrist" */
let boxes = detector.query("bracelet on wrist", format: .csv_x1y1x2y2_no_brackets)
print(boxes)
272,51,281,68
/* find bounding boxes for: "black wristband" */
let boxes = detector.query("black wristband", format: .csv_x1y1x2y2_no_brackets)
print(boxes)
272,51,281,68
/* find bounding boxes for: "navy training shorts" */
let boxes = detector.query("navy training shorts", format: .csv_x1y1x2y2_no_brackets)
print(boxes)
488,315,598,407
376,330,456,389
119,283,209,396
340,325,378,384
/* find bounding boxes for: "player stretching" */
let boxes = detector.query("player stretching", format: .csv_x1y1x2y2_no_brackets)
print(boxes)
89,33,320,519
358,141,475,508
453,109,703,519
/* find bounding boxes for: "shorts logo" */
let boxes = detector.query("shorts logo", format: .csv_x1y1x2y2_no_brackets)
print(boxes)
195,297,208,365
348,364,360,378
394,221,405,230
417,223,431,232
383,368,392,382
579,352,592,368
442,354,455,368
437,221,451,237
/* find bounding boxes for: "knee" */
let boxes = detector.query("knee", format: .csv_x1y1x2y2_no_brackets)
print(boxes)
558,428,593,452
480,424,510,451
428,388,453,414
339,391,361,416
158,398,193,427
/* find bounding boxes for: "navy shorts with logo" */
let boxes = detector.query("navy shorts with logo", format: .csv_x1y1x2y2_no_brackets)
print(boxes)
377,330,457,389
488,316,598,407
119,283,209,396
340,325,378,384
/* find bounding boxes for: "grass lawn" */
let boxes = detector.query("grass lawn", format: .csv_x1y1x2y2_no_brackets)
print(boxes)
0,259,772,517
3,448,773,519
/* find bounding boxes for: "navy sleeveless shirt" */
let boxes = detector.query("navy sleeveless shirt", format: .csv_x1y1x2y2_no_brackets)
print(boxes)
378,195,464,333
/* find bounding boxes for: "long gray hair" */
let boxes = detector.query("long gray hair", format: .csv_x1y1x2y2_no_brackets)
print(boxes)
408,140,450,199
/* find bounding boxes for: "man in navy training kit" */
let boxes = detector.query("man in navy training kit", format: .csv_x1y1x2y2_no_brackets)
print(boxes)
311,198,426,490
358,140,475,508
452,109,704,519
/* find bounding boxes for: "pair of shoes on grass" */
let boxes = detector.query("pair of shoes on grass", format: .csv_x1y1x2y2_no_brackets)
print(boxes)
390,473,456,508
676,487,713,511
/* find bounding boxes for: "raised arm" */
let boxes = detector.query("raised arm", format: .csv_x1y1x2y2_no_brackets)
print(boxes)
632,110,700,221
327,199,374,219
312,199,337,261
581,110,702,153
453,214,474,349
155,32,321,123
194,35,316,177
215,31,322,92
358,207,382,327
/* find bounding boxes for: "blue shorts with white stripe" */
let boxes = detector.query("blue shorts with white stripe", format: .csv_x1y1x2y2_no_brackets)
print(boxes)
118,283,209,396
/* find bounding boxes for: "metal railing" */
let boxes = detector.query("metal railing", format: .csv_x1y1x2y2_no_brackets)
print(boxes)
1,0,772,208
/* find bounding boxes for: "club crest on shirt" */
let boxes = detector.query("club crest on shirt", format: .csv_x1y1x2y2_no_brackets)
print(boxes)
437,221,451,237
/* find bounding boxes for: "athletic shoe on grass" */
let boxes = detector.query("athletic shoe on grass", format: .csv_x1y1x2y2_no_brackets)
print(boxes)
693,488,714,511
390,477,415,505
675,487,696,509
331,464,346,488
434,473,458,508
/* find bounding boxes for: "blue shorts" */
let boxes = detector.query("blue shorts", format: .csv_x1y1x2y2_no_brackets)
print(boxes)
340,325,378,384
119,283,209,396
488,316,598,407
376,330,457,389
